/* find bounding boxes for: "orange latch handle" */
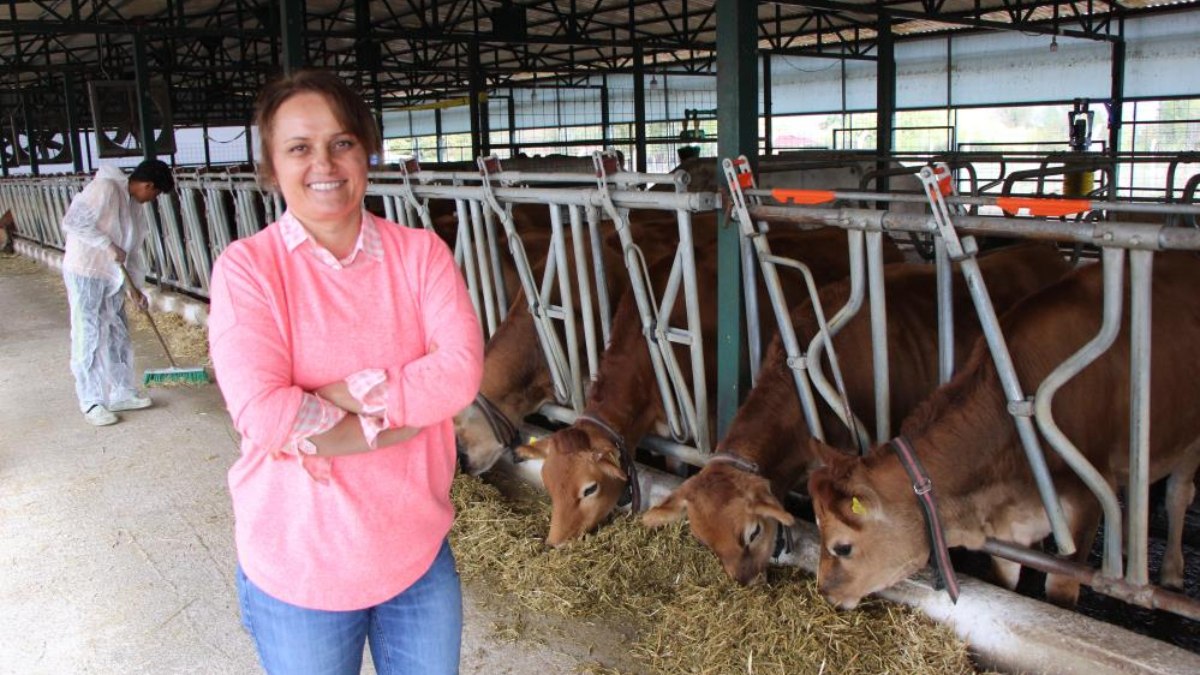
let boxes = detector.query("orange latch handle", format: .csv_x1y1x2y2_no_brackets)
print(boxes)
771,189,837,205
996,196,1092,217
938,174,953,196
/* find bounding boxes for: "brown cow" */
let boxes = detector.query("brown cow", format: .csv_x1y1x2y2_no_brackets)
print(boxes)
808,251,1200,610
0,209,14,253
642,242,1072,584
519,227,902,546
454,210,710,475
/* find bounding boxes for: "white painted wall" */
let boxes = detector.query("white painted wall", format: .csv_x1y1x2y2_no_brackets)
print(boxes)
1124,12,1200,98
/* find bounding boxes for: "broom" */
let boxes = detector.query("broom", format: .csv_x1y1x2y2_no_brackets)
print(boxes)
119,263,212,386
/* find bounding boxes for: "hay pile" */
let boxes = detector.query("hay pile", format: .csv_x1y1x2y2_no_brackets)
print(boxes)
0,253,67,299
128,305,211,367
0,251,42,276
451,475,976,674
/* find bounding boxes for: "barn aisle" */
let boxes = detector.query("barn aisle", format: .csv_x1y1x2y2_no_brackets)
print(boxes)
0,253,608,674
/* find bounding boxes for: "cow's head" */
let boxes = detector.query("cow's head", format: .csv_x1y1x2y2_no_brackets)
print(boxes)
453,404,509,476
516,424,627,547
807,439,928,610
643,462,794,585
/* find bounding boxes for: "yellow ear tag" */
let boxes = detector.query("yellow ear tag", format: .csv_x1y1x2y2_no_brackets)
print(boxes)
851,496,868,516
528,436,539,446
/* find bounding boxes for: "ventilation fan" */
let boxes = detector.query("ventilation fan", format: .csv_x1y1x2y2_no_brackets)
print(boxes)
88,80,176,158
10,114,73,166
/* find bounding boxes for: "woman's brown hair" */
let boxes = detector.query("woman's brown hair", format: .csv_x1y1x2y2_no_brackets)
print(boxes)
253,69,382,187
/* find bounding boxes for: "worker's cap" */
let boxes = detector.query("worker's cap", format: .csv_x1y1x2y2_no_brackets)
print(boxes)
130,159,175,194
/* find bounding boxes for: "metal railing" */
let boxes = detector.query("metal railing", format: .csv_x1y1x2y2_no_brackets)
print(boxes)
725,157,1200,620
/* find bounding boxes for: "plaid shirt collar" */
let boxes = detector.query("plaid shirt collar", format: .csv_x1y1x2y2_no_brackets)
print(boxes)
280,209,383,268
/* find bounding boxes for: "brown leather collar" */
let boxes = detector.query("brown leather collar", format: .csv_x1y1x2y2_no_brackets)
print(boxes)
576,413,641,512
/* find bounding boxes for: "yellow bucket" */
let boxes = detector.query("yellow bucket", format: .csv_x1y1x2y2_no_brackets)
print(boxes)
1063,170,1095,197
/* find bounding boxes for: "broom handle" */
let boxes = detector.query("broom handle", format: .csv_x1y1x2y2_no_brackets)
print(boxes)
119,263,179,369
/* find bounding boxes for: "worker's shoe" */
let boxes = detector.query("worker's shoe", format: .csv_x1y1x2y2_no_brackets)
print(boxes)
108,395,153,412
84,405,118,426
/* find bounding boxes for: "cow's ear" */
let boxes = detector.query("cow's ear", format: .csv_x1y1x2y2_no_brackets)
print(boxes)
643,487,688,527
595,453,628,482
807,466,841,515
843,482,882,522
516,441,548,461
808,437,853,469
752,496,796,527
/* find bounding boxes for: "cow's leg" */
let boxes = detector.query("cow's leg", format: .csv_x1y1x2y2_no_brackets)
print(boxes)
1161,437,1200,589
1045,490,1101,608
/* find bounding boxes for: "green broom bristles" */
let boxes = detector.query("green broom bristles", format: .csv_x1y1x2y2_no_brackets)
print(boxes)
144,366,212,387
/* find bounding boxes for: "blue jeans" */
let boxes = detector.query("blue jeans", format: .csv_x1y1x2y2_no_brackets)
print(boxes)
236,539,462,675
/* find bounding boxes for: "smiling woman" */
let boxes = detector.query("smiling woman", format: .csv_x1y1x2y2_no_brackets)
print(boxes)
206,69,483,675
253,71,381,258
266,92,371,256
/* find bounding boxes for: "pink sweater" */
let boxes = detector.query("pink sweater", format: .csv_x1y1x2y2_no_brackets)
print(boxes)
208,212,483,611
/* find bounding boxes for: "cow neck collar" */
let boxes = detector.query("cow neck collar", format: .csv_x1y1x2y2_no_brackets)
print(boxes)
576,412,641,512
706,451,761,475
473,393,520,455
888,435,960,604
705,451,793,559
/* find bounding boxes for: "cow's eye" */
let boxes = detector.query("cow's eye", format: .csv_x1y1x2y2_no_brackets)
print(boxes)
744,521,763,546
832,543,853,558
581,482,599,498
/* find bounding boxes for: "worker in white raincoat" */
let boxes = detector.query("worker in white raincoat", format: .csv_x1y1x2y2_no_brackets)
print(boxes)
61,159,174,426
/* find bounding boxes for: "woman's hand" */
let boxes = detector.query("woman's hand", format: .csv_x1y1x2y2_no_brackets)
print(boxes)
303,415,422,457
376,425,420,446
314,381,363,414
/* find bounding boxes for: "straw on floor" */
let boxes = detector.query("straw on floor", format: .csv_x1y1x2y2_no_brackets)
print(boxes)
118,263,210,386
450,474,977,675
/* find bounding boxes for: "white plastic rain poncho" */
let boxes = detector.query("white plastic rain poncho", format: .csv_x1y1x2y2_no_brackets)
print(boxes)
61,165,150,412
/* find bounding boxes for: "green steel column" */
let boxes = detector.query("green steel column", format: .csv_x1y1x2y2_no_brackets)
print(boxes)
9,3,23,176
63,73,84,172
354,0,383,138
506,96,516,157
1109,20,1126,165
633,45,647,172
280,0,306,73
715,0,757,437
202,119,211,168
601,77,611,147
876,13,895,190
245,121,254,163
20,92,38,175
435,108,444,162
132,32,157,160
468,39,486,157
763,53,773,155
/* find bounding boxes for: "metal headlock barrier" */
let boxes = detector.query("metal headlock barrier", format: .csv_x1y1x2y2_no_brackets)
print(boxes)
165,169,283,296
0,174,88,250
0,157,716,464
725,156,1200,621
590,151,715,453
363,151,719,462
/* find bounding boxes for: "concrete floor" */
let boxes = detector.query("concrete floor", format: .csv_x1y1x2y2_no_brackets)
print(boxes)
0,255,610,674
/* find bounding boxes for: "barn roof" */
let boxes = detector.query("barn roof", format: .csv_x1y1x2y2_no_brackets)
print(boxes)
0,0,1193,129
